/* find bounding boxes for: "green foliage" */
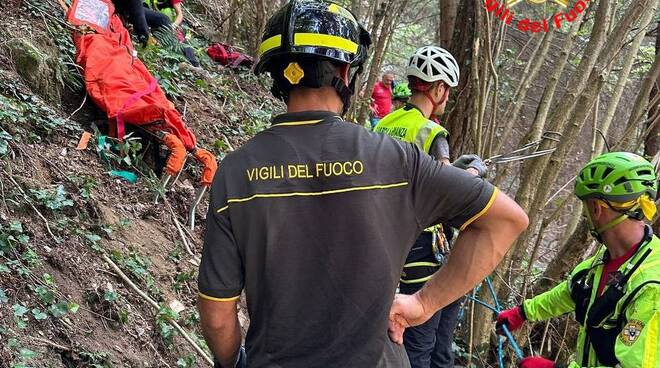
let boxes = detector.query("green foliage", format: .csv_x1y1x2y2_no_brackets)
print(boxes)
152,27,185,54
0,89,69,137
71,175,98,199
103,290,119,302
110,249,160,297
23,0,83,93
177,355,196,368
31,308,48,320
0,129,12,156
156,305,179,347
30,185,73,211
13,303,29,328
181,310,200,327
85,233,103,252
139,47,188,98
0,288,8,304
172,270,195,293
0,221,32,275
168,244,183,264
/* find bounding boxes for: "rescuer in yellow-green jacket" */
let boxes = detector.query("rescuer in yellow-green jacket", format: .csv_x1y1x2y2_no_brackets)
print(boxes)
496,152,660,368
375,46,488,368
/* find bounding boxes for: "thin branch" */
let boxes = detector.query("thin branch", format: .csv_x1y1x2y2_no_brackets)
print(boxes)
101,253,213,365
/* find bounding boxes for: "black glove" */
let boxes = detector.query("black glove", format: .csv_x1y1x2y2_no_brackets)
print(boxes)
452,154,487,178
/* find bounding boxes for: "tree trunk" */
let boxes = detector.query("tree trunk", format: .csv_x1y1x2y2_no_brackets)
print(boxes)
518,0,657,294
437,0,458,49
357,0,395,123
225,0,241,43
534,212,591,294
595,22,649,154
446,0,476,155
616,48,660,151
351,0,363,22
507,0,631,271
252,0,267,56
494,28,555,155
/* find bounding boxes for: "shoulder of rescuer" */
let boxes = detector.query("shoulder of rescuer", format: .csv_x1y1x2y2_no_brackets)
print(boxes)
375,104,449,158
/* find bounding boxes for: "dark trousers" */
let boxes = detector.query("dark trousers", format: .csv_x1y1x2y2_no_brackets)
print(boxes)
113,0,199,66
403,297,463,368
114,0,169,43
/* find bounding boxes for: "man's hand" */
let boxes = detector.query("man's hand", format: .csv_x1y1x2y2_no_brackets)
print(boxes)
452,154,487,178
496,305,526,335
519,356,558,368
388,293,428,344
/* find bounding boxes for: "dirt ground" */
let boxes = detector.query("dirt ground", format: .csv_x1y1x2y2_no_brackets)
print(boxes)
0,0,275,366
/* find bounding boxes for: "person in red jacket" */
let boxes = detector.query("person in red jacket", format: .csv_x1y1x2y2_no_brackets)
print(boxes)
370,71,395,129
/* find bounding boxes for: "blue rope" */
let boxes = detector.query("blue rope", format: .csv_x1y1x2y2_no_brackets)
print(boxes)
467,277,524,367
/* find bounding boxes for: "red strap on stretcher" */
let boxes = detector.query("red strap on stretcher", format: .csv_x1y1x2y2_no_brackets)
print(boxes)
115,78,158,140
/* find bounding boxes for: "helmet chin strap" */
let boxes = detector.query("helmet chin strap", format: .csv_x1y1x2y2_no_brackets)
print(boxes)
422,90,443,117
331,65,363,116
587,203,641,243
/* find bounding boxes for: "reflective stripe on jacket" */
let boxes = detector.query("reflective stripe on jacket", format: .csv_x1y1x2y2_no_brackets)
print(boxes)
144,0,176,21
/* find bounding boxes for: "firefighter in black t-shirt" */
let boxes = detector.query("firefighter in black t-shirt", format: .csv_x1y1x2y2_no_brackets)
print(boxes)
197,1,529,368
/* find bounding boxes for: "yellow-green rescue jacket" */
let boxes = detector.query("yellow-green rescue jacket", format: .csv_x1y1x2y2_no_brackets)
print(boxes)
144,0,177,22
374,104,448,154
523,229,660,367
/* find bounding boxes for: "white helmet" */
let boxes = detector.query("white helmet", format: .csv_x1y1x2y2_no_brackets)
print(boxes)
406,46,460,87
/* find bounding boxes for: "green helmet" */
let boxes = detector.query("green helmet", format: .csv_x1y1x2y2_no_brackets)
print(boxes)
574,152,658,202
393,83,412,100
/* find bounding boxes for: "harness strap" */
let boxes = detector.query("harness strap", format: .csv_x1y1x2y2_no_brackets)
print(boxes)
116,78,158,141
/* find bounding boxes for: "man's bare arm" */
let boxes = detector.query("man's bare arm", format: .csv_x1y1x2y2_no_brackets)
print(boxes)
419,191,527,311
389,191,528,343
199,298,241,367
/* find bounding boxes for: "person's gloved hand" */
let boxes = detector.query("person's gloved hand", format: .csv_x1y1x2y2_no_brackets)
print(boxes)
452,154,487,178
496,305,526,335
519,356,559,368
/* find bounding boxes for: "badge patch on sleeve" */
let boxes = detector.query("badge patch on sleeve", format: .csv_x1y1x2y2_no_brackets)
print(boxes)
620,320,644,346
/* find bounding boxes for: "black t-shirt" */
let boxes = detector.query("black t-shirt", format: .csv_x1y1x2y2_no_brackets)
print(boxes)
198,111,496,368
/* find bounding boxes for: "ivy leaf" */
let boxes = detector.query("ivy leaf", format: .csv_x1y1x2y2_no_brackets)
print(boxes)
33,286,55,304
43,273,55,286
67,302,79,314
0,263,10,274
31,308,48,320
19,347,37,359
103,290,119,302
48,302,69,318
9,221,23,233
12,304,28,316
0,288,8,304
16,234,29,245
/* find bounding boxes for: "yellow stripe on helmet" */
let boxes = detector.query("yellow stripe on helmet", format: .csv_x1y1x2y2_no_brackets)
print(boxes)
293,33,358,54
258,34,282,56
327,3,358,24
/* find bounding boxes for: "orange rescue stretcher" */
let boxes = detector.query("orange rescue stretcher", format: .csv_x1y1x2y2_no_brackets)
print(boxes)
66,0,217,229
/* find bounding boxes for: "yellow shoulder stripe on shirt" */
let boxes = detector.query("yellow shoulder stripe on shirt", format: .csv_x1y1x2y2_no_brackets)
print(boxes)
275,119,324,126
217,181,409,213
199,293,240,302
459,187,499,231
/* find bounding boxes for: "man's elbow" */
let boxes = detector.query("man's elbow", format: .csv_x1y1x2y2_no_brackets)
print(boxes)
511,203,529,235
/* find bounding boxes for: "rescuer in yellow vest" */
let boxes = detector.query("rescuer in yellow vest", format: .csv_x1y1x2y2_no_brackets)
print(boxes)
376,46,487,368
